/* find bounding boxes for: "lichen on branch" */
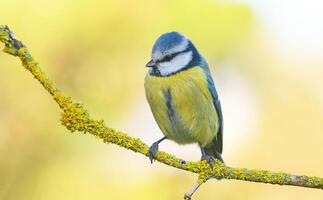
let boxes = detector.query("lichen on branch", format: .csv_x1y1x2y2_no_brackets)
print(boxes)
1,25,322,198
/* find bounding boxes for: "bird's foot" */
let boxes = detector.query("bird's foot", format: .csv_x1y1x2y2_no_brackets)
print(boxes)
201,154,215,167
148,141,159,163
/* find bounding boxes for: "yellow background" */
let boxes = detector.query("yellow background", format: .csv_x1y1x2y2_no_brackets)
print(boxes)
0,0,322,199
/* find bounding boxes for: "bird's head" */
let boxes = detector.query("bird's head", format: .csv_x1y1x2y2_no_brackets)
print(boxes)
146,32,202,76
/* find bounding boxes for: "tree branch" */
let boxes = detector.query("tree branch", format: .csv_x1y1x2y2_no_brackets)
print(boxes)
1,26,322,198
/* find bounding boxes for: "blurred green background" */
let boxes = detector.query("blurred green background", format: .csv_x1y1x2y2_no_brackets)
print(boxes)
1,0,323,199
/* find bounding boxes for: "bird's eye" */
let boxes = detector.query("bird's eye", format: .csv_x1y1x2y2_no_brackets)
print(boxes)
162,55,173,62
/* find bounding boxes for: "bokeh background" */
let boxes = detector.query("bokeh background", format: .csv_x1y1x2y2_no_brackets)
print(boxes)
1,0,323,199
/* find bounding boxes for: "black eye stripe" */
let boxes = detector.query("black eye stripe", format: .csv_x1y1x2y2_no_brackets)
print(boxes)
161,54,175,62
158,47,191,63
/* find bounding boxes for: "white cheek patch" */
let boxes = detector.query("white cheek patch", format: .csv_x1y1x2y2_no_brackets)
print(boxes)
157,51,193,76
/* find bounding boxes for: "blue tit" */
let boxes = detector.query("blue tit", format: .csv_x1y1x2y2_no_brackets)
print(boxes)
144,32,224,164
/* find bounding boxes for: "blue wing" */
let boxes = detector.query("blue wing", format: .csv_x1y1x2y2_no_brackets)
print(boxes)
205,72,223,154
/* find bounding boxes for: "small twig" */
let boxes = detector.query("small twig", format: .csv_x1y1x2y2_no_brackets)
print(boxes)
185,182,202,200
185,174,209,200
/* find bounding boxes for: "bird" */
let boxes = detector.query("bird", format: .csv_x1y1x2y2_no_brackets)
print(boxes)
144,32,224,165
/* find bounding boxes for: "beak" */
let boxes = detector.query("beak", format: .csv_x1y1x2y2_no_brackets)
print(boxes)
146,59,156,68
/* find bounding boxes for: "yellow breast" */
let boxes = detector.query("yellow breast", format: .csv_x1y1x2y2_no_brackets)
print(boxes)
144,67,219,146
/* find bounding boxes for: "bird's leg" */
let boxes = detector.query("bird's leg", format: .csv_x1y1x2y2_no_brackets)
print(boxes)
184,182,202,200
199,143,215,167
148,137,166,163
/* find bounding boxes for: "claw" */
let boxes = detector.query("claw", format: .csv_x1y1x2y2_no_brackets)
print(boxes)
201,154,215,167
148,137,166,164
148,141,159,163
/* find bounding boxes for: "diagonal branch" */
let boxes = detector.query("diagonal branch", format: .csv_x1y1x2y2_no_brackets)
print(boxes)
1,25,322,198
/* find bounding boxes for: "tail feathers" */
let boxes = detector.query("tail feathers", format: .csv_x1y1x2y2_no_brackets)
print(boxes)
203,145,224,163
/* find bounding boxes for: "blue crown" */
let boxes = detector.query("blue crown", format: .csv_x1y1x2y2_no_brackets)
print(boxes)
152,32,187,54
